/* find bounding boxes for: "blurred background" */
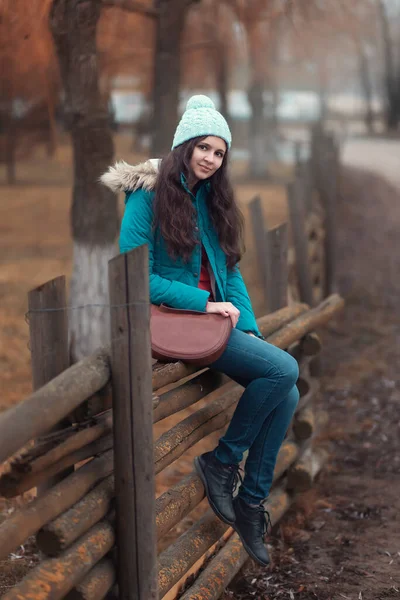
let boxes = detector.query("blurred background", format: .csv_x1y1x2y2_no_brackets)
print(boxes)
1,1,400,596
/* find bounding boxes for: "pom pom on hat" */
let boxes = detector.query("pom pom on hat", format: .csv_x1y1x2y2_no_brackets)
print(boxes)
185,95,215,111
172,94,232,150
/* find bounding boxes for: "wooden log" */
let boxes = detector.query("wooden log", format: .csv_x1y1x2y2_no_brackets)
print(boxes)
287,446,329,492
287,179,314,306
293,406,316,441
109,246,157,600
0,349,110,465
176,534,246,600
179,487,291,600
158,510,229,598
153,371,224,423
297,376,320,412
151,303,308,392
14,411,113,475
273,440,300,480
0,450,113,561
28,276,72,493
161,530,234,600
248,194,269,313
156,472,205,541
296,375,310,398
257,302,308,338
2,519,115,600
154,384,241,475
0,434,113,498
37,435,303,558
266,222,288,312
65,557,116,600
37,475,115,556
288,333,322,363
267,294,344,350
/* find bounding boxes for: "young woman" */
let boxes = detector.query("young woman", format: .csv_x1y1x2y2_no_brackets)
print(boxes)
101,95,299,567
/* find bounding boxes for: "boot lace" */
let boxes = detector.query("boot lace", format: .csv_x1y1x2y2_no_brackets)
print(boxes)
226,464,244,495
255,505,272,538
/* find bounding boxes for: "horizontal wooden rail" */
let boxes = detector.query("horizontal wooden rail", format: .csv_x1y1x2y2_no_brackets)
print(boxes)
0,350,110,465
65,556,116,600
287,446,330,491
158,510,229,597
0,434,113,498
2,519,115,600
0,450,114,561
268,294,344,349
153,370,225,423
37,476,115,556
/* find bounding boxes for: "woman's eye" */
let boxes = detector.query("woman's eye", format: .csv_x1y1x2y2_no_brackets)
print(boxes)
216,152,223,158
199,145,207,150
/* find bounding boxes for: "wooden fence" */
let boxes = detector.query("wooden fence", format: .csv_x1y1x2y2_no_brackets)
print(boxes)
0,129,344,599
249,126,340,313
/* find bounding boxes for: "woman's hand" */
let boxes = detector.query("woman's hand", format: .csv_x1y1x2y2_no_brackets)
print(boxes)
206,302,240,328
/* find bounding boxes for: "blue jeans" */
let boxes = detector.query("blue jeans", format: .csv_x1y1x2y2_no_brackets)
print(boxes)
209,328,299,504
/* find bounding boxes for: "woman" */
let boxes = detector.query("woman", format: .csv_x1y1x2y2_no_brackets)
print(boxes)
101,95,299,567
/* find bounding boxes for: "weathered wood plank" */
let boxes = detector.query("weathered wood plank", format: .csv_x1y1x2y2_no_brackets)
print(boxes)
109,246,157,600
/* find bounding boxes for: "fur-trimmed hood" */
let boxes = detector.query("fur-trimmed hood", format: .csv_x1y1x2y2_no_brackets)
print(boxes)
100,158,161,194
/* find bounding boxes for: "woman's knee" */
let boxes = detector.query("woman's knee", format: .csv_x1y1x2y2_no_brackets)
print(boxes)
286,384,300,412
276,351,299,388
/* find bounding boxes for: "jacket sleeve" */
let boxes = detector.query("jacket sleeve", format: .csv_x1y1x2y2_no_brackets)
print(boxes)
226,265,263,338
119,189,210,312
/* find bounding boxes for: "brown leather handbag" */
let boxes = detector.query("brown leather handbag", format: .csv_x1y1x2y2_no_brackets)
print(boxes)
150,304,232,366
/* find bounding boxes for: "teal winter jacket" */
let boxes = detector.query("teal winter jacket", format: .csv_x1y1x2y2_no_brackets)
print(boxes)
101,159,262,338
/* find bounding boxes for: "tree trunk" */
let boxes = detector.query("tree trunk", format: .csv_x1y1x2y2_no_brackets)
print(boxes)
377,0,400,131
357,42,374,134
247,81,267,178
151,0,188,157
5,116,16,185
216,43,229,122
50,0,117,362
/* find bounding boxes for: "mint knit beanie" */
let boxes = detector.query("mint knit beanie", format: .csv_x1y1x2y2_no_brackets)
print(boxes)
171,95,232,150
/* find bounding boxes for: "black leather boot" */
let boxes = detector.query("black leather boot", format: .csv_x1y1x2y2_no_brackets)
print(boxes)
233,496,271,566
194,451,241,525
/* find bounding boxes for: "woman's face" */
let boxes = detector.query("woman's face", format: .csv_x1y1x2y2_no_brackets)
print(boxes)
189,136,227,183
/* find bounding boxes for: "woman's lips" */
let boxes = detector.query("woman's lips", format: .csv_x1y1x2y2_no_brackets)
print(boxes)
199,165,212,173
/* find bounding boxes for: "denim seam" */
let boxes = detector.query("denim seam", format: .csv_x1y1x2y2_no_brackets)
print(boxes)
239,411,275,504
254,410,275,499
219,375,282,452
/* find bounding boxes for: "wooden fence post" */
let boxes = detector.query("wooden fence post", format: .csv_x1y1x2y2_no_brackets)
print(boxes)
311,129,338,297
322,135,338,296
28,275,71,493
287,180,314,307
266,222,288,311
108,245,157,600
248,194,269,314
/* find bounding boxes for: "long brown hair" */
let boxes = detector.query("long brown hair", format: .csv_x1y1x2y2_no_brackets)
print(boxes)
153,136,244,269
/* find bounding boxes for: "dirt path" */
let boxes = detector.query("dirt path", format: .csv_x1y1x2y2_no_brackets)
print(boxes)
224,158,400,599
342,138,400,188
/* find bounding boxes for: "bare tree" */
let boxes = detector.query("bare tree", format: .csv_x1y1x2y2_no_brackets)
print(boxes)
152,0,203,156
50,0,117,362
377,0,400,130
